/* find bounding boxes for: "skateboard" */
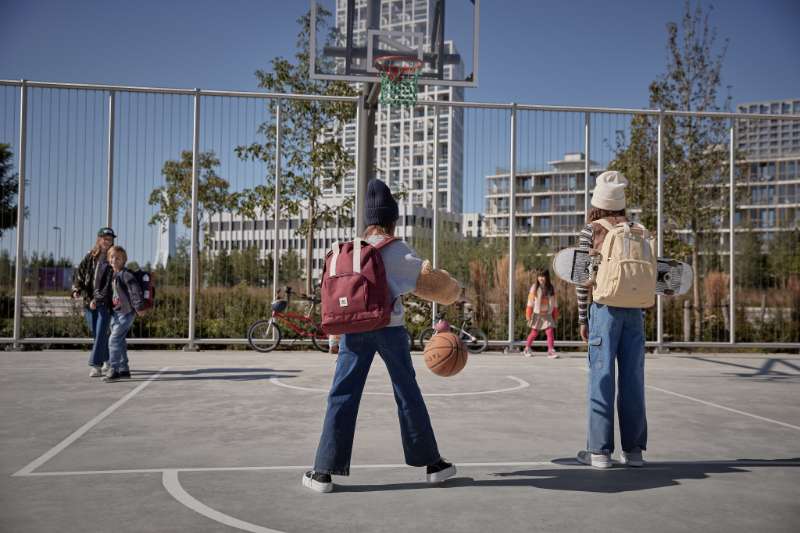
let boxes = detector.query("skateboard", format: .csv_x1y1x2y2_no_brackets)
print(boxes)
552,247,694,296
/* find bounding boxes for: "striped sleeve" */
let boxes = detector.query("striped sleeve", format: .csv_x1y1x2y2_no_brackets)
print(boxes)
576,224,593,325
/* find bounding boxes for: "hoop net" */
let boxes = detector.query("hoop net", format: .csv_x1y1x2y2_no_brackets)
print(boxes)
374,55,423,108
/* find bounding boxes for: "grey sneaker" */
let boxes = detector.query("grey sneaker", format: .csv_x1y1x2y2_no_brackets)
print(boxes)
302,471,333,493
577,450,612,469
89,366,103,378
620,450,644,467
523,348,533,358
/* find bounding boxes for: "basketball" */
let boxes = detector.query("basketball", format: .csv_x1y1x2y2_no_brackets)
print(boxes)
423,331,468,377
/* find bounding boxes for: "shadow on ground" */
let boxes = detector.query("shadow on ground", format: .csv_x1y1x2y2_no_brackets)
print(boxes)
121,368,302,382
336,458,800,494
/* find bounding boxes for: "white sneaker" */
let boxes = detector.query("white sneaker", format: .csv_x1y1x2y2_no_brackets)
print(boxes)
426,459,456,483
547,350,559,359
89,367,103,378
101,362,110,373
577,450,612,469
620,450,644,467
523,349,533,358
302,471,333,493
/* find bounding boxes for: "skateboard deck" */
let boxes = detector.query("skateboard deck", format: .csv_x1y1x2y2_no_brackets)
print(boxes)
552,247,693,296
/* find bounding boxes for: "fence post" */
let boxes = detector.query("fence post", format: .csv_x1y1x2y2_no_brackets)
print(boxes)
432,105,439,325
106,91,115,227
507,103,518,352
185,89,201,351
656,112,664,351
729,118,736,344
583,112,590,216
683,300,691,342
11,80,28,350
272,101,281,303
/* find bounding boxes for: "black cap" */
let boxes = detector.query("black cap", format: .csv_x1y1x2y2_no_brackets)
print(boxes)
97,227,117,238
364,179,399,226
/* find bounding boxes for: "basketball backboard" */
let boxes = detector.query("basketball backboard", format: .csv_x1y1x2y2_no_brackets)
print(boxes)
310,0,479,88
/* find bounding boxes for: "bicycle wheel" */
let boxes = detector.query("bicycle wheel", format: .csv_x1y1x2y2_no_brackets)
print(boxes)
310,327,330,353
461,327,488,354
418,328,436,350
247,320,281,353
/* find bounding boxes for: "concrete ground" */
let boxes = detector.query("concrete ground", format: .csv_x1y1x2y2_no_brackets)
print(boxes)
1,348,799,533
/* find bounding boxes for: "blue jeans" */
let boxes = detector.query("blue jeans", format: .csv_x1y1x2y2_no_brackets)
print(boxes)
84,306,110,367
586,303,647,454
314,326,441,475
108,311,136,372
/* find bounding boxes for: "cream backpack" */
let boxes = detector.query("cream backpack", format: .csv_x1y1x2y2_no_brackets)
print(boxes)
592,219,657,308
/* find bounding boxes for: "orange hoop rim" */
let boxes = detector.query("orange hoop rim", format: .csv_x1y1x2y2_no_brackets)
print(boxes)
374,55,424,82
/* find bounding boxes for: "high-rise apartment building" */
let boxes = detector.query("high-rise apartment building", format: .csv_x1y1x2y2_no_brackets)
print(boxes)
735,99,800,234
484,153,604,248
324,0,465,214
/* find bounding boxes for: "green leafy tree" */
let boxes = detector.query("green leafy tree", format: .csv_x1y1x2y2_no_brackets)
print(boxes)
0,144,19,237
205,248,235,287
609,1,730,339
148,150,238,240
236,7,357,295
155,236,191,288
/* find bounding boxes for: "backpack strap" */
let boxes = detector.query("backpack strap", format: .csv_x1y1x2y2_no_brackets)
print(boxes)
352,239,362,274
329,242,341,276
593,218,615,232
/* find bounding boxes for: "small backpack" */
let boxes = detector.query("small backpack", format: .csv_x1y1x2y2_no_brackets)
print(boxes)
131,270,155,311
320,237,396,335
592,219,657,308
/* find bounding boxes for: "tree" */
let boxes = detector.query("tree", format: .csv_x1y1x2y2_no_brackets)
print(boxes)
609,1,730,339
148,150,237,238
236,7,357,295
0,144,19,237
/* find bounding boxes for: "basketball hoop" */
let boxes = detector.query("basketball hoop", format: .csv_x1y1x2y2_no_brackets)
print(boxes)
374,55,423,108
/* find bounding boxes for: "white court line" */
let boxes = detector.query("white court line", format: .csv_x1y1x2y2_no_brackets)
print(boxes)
163,469,286,533
646,384,800,432
12,367,170,477
269,375,530,397
578,365,800,432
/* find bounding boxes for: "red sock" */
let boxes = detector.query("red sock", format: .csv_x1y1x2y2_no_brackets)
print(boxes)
526,329,539,350
545,328,555,351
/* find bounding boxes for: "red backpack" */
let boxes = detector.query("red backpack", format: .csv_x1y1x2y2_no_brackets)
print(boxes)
320,237,396,335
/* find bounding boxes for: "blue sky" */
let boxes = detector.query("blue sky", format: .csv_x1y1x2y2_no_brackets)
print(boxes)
0,0,798,267
3,0,799,107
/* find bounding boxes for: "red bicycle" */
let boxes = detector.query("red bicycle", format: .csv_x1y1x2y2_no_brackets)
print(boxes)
247,287,328,353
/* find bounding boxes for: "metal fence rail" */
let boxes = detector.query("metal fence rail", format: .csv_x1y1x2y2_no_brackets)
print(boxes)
1,79,798,351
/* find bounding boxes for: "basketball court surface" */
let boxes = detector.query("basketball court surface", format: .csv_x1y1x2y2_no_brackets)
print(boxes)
2,349,798,532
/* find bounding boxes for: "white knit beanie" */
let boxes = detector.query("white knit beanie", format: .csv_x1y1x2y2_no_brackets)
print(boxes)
591,171,628,211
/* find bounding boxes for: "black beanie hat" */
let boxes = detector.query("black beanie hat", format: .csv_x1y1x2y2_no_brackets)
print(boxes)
365,179,399,226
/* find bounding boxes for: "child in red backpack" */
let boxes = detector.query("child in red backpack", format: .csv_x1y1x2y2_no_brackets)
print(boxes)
303,179,461,493
523,268,559,359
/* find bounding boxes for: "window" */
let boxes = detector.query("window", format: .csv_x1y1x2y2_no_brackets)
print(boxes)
231,221,241,231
